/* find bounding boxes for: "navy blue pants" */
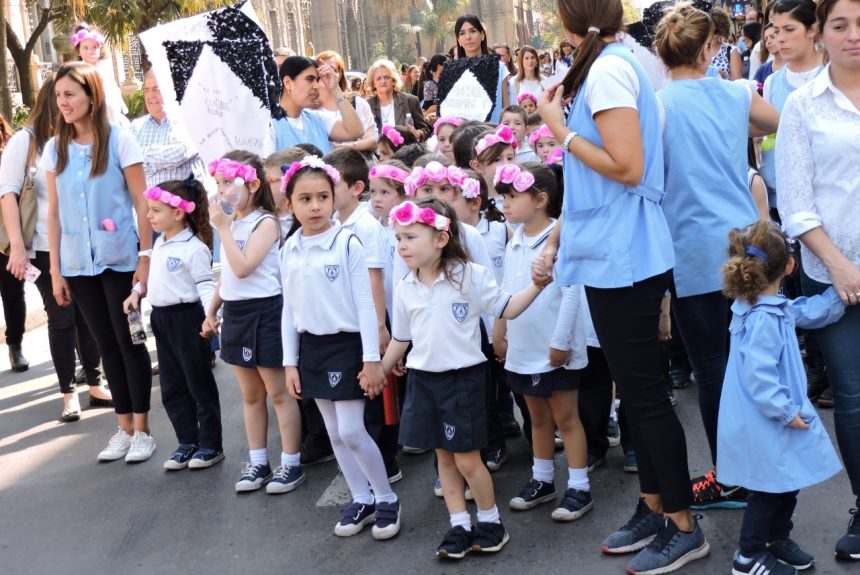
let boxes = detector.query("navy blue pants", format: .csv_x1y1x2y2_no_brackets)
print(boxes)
739,490,798,557
151,302,222,450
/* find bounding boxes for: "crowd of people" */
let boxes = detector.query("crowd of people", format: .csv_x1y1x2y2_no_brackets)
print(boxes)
1,0,859,574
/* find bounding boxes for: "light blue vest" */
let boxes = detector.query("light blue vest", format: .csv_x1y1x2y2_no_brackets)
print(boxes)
558,43,674,289
490,61,507,124
273,109,332,154
56,125,139,277
659,78,757,297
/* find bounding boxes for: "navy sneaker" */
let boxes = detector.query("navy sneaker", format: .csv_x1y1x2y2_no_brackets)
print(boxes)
767,538,814,570
626,517,710,575
334,501,376,537
372,500,401,540
509,479,556,510
471,521,510,553
386,460,403,484
731,551,797,575
300,443,335,466
163,444,198,470
624,450,639,473
234,462,272,492
266,465,306,494
601,498,665,554
587,454,605,473
188,447,225,469
485,447,507,472
551,488,593,522
607,419,620,447
836,507,860,560
436,526,473,559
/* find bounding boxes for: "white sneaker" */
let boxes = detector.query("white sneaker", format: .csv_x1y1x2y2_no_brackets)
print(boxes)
125,431,157,463
98,427,132,461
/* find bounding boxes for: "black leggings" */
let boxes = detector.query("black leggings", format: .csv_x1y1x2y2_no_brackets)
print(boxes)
579,346,613,459
67,270,152,414
586,272,692,513
0,252,26,347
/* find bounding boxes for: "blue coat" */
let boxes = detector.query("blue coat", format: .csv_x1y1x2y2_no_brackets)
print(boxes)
717,288,844,493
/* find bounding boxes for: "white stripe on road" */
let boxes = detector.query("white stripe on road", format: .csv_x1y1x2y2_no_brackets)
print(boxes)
316,473,352,507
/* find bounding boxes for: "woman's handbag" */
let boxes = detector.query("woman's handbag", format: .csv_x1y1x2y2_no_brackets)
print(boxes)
0,129,37,255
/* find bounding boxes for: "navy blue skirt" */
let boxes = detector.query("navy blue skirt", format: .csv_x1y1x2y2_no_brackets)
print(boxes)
220,295,283,368
298,331,365,401
506,367,582,398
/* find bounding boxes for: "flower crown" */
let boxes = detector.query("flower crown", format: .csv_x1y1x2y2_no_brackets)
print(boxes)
381,125,405,148
404,162,471,196
528,124,555,148
144,186,196,214
494,164,535,192
433,116,464,135
280,155,341,193
389,201,450,232
369,164,410,184
475,125,518,156
545,147,563,165
208,159,257,184
517,93,538,106
444,166,481,200
71,29,105,47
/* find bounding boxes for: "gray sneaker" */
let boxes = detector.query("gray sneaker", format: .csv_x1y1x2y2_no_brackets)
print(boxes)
601,498,665,554
626,517,710,575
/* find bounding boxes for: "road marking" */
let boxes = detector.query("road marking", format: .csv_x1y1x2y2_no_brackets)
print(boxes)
316,473,352,507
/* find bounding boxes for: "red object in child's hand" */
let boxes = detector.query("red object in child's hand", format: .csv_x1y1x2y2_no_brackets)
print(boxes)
383,373,400,425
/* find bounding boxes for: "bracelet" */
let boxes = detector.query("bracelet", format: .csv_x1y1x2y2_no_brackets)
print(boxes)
562,130,578,153
335,95,347,106
138,249,152,258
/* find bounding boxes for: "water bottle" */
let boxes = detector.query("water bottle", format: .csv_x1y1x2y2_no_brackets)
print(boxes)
405,112,413,127
220,177,244,215
128,305,147,345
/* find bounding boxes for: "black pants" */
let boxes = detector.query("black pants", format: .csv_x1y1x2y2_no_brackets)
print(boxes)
151,302,222,450
579,346,614,459
586,271,692,513
739,490,798,557
0,252,26,347
480,320,505,455
30,252,101,392
67,271,152,414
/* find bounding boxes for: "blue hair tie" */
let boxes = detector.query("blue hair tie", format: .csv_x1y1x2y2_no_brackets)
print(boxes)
745,245,769,266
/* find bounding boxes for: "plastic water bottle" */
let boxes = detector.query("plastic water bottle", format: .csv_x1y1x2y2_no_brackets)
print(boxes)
128,305,147,345
220,177,244,215
405,112,413,127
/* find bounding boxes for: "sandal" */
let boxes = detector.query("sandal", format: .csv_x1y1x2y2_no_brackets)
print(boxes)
61,408,81,422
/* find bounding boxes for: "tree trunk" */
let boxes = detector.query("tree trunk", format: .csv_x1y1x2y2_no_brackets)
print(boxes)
0,0,12,120
5,7,55,108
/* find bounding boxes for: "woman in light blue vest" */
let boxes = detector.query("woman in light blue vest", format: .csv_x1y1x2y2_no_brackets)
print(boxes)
535,1,708,573
45,62,156,463
654,3,779,510
268,56,364,154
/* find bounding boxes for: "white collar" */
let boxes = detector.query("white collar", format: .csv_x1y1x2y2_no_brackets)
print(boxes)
510,220,556,249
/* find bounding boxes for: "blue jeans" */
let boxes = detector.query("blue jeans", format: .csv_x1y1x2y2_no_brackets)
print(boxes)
801,272,860,495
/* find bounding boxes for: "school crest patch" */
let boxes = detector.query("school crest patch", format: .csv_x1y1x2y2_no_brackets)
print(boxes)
452,303,469,323
531,374,542,387
492,256,503,268
324,265,340,282
242,347,253,362
328,371,342,387
443,422,456,441
166,257,181,272
389,245,395,258
236,240,246,250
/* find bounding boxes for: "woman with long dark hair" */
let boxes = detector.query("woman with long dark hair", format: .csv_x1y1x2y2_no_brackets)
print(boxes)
449,15,508,123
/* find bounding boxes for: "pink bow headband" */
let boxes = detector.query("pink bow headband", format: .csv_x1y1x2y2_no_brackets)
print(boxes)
545,148,563,165
404,162,472,196
433,116,464,134
381,126,405,148
494,164,535,192
369,164,410,183
517,93,537,106
144,186,196,214
528,124,555,148
389,201,450,232
71,29,105,47
281,155,341,193
209,159,257,183
475,125,518,156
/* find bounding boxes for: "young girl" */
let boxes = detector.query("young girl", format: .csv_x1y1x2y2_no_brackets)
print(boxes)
500,106,540,164
433,117,464,164
528,124,561,164
280,156,400,540
491,162,592,522
517,93,538,116
369,160,410,314
70,23,128,126
470,126,517,202
717,220,844,575
453,169,509,285
123,178,223,470
202,151,303,494
378,125,416,161
372,198,551,558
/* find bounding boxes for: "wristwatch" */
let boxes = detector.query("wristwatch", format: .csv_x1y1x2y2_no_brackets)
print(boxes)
562,131,578,153
138,249,152,258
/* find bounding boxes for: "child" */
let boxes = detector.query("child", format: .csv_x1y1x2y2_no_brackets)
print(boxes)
453,169,509,285
525,112,543,137
369,160,410,314
528,124,561,164
491,162,592,522
433,117,464,164
370,198,551,559
391,143,429,169
717,220,844,575
470,126,518,202
517,93,538,115
500,105,539,164
202,151,304,494
280,156,400,540
378,125,416,161
263,148,306,239
123,177,223,470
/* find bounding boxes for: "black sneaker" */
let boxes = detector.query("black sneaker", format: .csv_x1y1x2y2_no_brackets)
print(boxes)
670,369,691,389
300,443,335,466
601,498,665,554
436,526,473,559
624,450,639,473
509,479,556,510
485,447,507,472
501,414,522,437
836,507,860,560
768,538,814,570
668,389,678,406
732,551,797,575
372,500,401,540
691,469,748,509
607,419,620,447
163,444,198,470
386,459,403,484
551,488,593,522
334,501,376,537
587,454,605,473
471,521,510,553
818,387,834,408
234,462,273,492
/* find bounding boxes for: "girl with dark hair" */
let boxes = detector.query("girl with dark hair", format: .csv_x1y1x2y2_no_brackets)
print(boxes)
422,54,448,113
451,15,508,123
731,22,763,80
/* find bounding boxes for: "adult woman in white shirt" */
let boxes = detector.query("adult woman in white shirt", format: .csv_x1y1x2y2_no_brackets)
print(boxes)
506,46,546,108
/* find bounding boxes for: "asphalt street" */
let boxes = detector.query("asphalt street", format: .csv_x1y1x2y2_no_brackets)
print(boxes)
1,326,857,575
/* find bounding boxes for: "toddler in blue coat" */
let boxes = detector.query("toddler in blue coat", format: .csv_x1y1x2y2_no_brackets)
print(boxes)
718,220,846,575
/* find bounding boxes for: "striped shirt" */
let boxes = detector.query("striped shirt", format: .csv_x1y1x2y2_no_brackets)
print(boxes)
130,114,206,188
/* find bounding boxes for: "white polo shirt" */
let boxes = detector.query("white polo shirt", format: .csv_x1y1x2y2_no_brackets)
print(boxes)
476,215,508,285
147,228,215,310
392,262,510,372
219,209,281,301
502,221,587,374
391,221,492,283
339,202,386,269
280,224,380,366
381,224,396,314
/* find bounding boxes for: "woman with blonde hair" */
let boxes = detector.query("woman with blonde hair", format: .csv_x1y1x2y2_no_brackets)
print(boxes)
366,59,431,143
314,50,378,156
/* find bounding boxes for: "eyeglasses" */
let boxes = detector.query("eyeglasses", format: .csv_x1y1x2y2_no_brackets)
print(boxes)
376,75,393,83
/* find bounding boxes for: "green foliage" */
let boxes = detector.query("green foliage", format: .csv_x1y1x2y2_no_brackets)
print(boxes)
368,34,417,70
12,105,31,129
123,89,145,120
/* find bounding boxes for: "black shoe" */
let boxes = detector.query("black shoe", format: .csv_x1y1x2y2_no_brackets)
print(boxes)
669,369,691,389
300,443,335,466
836,507,860,560
8,346,29,372
471,521,510,553
767,538,814,570
509,478,556,510
731,551,796,575
386,459,402,484
500,414,522,437
668,389,678,406
817,387,834,408
551,488,593,522
436,526,473,559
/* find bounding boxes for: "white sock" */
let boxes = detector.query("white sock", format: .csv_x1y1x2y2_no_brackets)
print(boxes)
249,448,268,466
281,451,300,468
375,492,398,504
737,553,753,564
567,467,590,491
476,505,501,524
532,458,555,483
353,494,375,505
450,511,472,531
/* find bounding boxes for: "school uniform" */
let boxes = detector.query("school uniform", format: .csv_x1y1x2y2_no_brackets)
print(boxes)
514,145,540,165
147,228,222,450
219,209,282,368
476,215,508,285
380,224,396,315
281,224,380,401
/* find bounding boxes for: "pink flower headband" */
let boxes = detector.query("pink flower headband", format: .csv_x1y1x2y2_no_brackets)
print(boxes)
528,124,555,148
369,164,410,183
545,148,563,165
144,186,196,214
381,126,405,148
404,162,471,196
445,166,481,200
433,117,464,134
475,125,519,156
389,201,450,232
71,29,105,47
208,159,257,183
494,164,535,192
517,93,538,106
280,155,341,193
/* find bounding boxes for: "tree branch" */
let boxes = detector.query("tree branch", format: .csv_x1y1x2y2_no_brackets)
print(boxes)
24,8,52,54
5,21,23,60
